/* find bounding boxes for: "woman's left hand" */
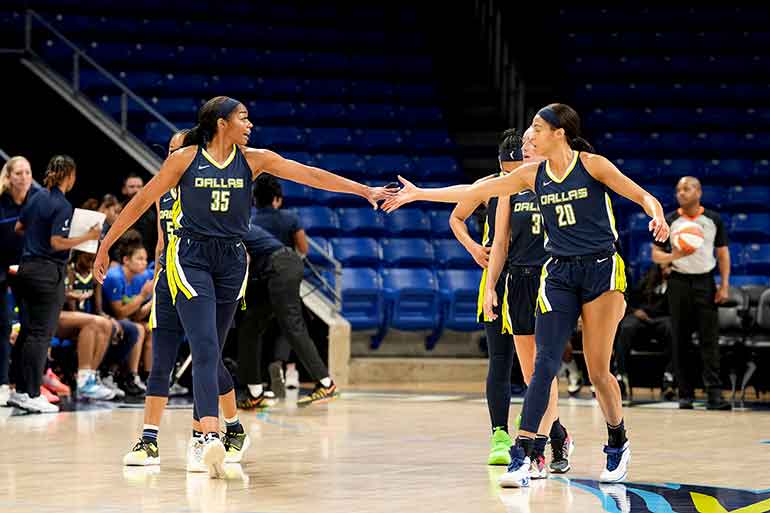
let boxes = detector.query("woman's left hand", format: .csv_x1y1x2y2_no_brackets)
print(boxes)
648,215,670,243
364,185,398,209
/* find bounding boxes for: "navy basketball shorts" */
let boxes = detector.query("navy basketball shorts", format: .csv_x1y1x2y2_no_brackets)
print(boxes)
165,235,248,305
503,265,541,336
536,252,627,317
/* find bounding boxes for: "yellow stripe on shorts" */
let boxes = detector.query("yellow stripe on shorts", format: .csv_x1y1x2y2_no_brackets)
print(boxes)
477,267,489,322
501,273,512,335
537,257,553,314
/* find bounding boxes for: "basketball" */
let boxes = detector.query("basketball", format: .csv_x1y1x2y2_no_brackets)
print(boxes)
672,221,705,253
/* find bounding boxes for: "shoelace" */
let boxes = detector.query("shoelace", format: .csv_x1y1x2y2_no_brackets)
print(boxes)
551,439,565,461
603,445,623,471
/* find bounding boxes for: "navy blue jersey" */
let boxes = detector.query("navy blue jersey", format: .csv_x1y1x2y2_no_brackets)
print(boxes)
251,207,301,248
156,188,177,267
534,152,618,257
507,190,548,267
172,145,253,239
69,269,95,313
19,187,73,264
481,172,505,248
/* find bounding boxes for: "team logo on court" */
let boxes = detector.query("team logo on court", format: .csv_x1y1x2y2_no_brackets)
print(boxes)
560,478,770,513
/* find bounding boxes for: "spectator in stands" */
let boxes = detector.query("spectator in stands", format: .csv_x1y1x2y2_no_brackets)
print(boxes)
120,172,157,263
58,251,116,401
252,174,308,255
99,194,123,262
101,239,153,396
0,156,36,406
613,263,675,403
9,155,101,413
237,224,337,408
652,176,731,410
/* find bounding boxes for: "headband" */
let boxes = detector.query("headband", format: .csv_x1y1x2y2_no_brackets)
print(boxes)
499,147,522,162
537,106,561,128
216,97,241,120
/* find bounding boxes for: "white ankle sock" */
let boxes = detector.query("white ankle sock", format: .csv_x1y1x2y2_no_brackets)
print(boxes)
320,377,332,388
77,369,91,386
248,384,263,397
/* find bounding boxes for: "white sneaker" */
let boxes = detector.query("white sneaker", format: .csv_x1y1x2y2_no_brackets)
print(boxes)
0,384,9,406
186,437,207,473
599,483,631,513
7,391,29,408
169,382,189,397
201,436,226,479
20,394,59,413
285,364,299,389
133,374,147,392
498,447,531,488
600,441,631,483
99,375,126,399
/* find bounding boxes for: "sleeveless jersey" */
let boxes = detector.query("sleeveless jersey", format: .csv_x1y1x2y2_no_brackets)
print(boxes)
534,152,618,257
481,172,506,248
172,145,253,239
71,269,95,313
507,190,548,267
157,188,177,268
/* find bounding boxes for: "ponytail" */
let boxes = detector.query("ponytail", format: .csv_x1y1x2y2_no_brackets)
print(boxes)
182,124,209,148
569,136,594,153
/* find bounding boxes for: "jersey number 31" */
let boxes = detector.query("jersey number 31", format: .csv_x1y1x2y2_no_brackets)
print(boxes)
210,190,230,212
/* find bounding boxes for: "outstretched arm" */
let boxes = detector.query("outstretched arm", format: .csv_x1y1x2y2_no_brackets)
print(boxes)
382,164,537,212
94,148,194,282
245,148,394,209
449,175,497,269
583,153,669,243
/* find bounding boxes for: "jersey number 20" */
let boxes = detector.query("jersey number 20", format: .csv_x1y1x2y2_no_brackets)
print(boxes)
555,204,577,227
210,190,230,212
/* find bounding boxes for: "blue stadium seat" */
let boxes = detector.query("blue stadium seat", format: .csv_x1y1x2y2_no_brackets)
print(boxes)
252,126,305,149
658,159,701,180
433,239,476,269
405,130,453,152
414,156,460,180
151,97,199,118
246,101,295,123
381,238,434,267
437,269,484,332
398,106,443,126
316,153,365,175
144,122,180,146
381,268,439,331
427,210,482,239
729,243,746,274
341,268,385,331
306,237,331,266
355,129,403,151
348,80,395,100
335,208,387,236
364,154,413,178
703,160,752,185
384,209,430,237
280,180,315,206
302,79,349,99
255,77,303,97
700,186,726,210
730,275,770,288
727,186,770,212
306,128,354,151
347,103,395,124
743,244,770,274
296,102,346,123
731,214,770,243
294,206,339,237
331,237,381,267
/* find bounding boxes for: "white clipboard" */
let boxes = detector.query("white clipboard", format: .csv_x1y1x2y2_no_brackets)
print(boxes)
70,208,106,254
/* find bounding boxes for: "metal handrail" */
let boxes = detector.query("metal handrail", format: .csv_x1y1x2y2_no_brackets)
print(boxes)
0,147,10,162
305,236,343,313
25,9,177,135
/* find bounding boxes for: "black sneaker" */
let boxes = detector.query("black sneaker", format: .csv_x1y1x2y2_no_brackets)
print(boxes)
236,389,269,410
297,382,339,407
679,398,694,409
122,375,145,397
268,362,286,399
223,431,251,463
661,378,676,401
549,434,574,474
706,389,732,411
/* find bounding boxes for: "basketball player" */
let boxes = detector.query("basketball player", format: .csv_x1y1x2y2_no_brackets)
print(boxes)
122,130,251,472
382,103,669,486
484,127,574,477
96,96,394,477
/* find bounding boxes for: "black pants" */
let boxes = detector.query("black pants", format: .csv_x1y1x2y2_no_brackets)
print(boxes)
668,271,721,399
614,314,673,376
237,249,328,385
14,259,65,397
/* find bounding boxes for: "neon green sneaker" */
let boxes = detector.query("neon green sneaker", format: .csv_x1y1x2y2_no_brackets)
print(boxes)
487,427,513,465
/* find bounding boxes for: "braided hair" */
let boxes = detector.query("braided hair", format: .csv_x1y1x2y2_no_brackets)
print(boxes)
498,128,523,161
43,155,76,189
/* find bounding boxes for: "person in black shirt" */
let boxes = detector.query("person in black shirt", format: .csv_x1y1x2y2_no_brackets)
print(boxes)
237,224,337,408
251,174,308,254
120,172,157,263
613,263,674,403
7,156,101,414
0,156,37,406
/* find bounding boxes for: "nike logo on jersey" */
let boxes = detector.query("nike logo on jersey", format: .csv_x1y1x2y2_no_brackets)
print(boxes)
543,180,553,187
161,196,173,203
198,164,210,169
597,257,609,263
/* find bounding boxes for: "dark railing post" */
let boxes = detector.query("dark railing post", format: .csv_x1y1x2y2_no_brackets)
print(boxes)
24,10,31,52
72,52,79,92
120,93,128,132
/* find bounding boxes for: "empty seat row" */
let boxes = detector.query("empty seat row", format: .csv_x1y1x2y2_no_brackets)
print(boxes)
598,131,770,155
586,107,770,130
568,55,770,77
309,237,477,269
575,82,770,105
566,31,770,52
340,267,483,341
291,207,481,239
627,239,770,274
144,122,455,154
621,186,770,212
614,158,770,185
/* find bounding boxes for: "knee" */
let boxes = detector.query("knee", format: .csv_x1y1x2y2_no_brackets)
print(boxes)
587,367,614,387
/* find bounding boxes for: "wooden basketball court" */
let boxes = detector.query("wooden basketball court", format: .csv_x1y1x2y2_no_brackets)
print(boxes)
1,387,769,513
